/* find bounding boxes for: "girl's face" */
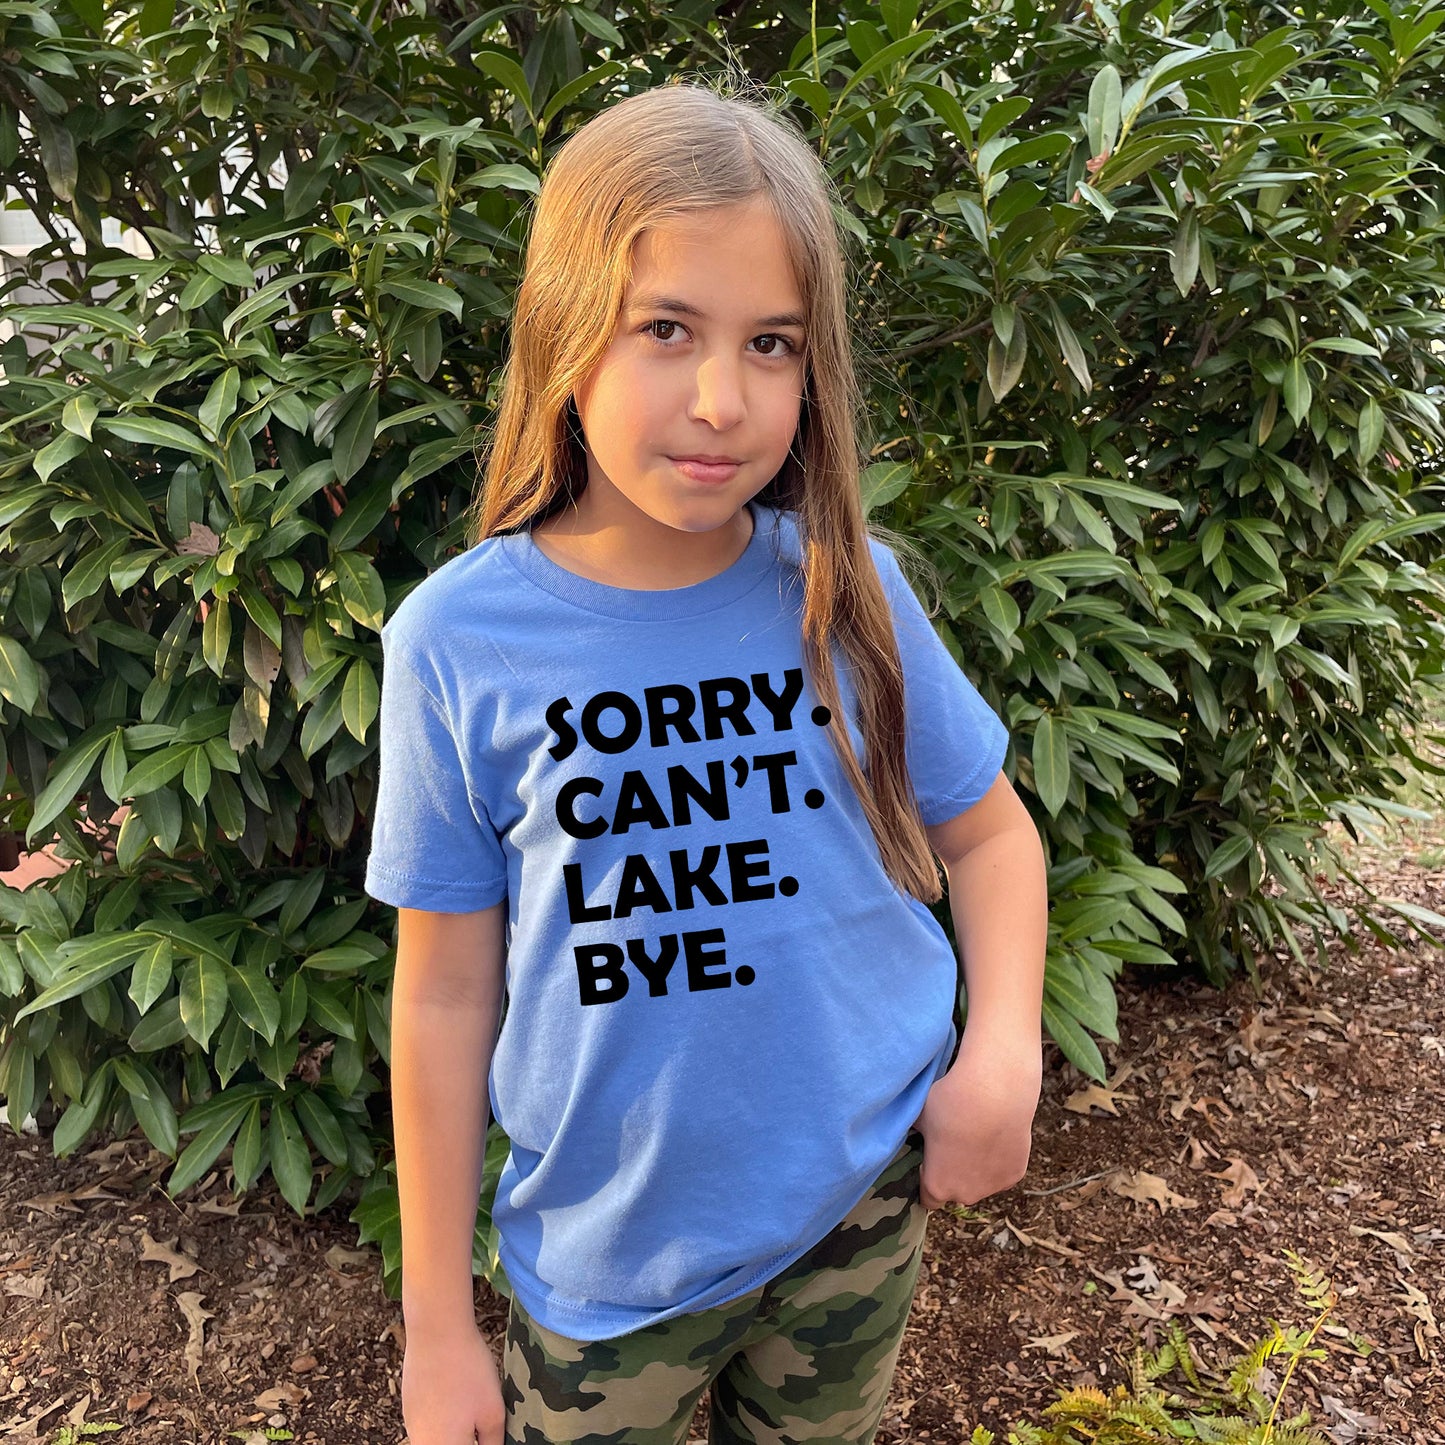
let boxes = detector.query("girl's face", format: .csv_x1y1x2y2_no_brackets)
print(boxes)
569,197,808,548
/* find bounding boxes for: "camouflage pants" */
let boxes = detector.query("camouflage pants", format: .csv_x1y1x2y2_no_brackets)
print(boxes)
501,1128,927,1445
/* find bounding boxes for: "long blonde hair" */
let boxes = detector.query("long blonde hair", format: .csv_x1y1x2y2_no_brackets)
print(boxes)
464,75,947,904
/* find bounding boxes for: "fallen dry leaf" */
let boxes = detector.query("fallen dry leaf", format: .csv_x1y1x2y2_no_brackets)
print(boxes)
1,1270,47,1300
1208,1157,1262,1208
1320,1394,1384,1442
325,1243,373,1272
1106,1168,1199,1213
1064,1081,1137,1116
193,1198,243,1218
18,1191,83,1217
1002,1217,1083,1260
1394,1280,1439,1360
1182,1135,1219,1170
1349,1224,1414,1256
254,1382,308,1410
1023,1330,1080,1356
175,1291,213,1386
139,1231,200,1283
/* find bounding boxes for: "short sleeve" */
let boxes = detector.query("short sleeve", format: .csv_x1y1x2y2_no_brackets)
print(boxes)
874,541,1010,825
363,632,509,912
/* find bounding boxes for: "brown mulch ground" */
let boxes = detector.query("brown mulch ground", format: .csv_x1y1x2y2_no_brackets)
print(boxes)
1,816,1441,1445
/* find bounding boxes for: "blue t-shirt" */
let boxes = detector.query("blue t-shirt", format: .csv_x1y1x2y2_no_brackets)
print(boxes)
364,500,1009,1341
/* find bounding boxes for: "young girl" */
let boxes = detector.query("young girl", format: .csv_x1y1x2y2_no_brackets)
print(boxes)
365,77,1048,1445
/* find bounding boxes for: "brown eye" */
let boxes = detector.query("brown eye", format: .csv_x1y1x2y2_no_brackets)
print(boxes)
754,334,797,357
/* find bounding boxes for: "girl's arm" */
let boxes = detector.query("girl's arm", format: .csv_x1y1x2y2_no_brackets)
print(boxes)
391,903,508,1335
914,773,1048,1210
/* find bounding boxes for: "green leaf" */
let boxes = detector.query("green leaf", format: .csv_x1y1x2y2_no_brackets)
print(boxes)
101,415,217,460
198,253,256,287
198,367,240,441
34,430,87,483
469,47,533,113
461,161,541,194
1047,301,1091,393
860,462,913,515
128,994,188,1052
378,279,463,319
836,30,937,106
167,1101,249,1197
8,303,141,338
341,659,380,742
1357,398,1384,463
179,956,229,1049
1031,715,1070,817
0,636,42,713
979,585,1020,640
34,109,76,197
1044,957,1118,1042
986,316,1027,401
1041,992,1107,1081
203,596,232,676
269,1102,314,1214
12,933,147,1022
112,1058,179,1157
978,96,1031,147
232,1100,265,1190
1204,831,1256,881
1170,208,1199,296
1086,64,1122,157
27,727,114,840
302,944,374,975
539,60,625,128
61,536,130,611
182,744,212,805
333,388,379,485
409,313,442,383
1282,356,1312,426
279,870,328,940
333,552,386,632
221,270,322,338
294,1090,349,1166
227,962,282,1045
53,1064,113,1157
128,935,174,1015
121,745,190,797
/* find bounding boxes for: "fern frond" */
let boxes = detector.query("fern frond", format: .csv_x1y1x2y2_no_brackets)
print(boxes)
1283,1249,1336,1313
1005,1425,1047,1445
1044,1383,1113,1416
1130,1344,1151,1396
1114,1395,1177,1429
1165,1318,1204,1391
1271,1424,1333,1445
1225,1330,1282,1402
1190,1416,1260,1444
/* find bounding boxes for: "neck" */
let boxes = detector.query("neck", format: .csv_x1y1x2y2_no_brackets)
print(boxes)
532,500,755,591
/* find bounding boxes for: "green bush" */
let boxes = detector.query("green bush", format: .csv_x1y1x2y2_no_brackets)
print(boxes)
2,0,1444,1294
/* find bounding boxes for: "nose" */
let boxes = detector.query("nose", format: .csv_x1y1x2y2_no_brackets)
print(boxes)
687,352,747,431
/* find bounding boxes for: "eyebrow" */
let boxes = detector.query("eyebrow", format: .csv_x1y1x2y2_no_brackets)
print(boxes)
625,293,807,330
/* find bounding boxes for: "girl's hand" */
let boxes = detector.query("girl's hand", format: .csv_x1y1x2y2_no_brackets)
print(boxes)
401,1320,507,1444
911,1028,1042,1212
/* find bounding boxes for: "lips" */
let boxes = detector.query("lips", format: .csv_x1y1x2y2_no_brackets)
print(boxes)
672,457,742,483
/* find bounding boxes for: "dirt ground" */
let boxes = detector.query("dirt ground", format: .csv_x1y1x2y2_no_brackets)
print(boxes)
1,812,1441,1445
